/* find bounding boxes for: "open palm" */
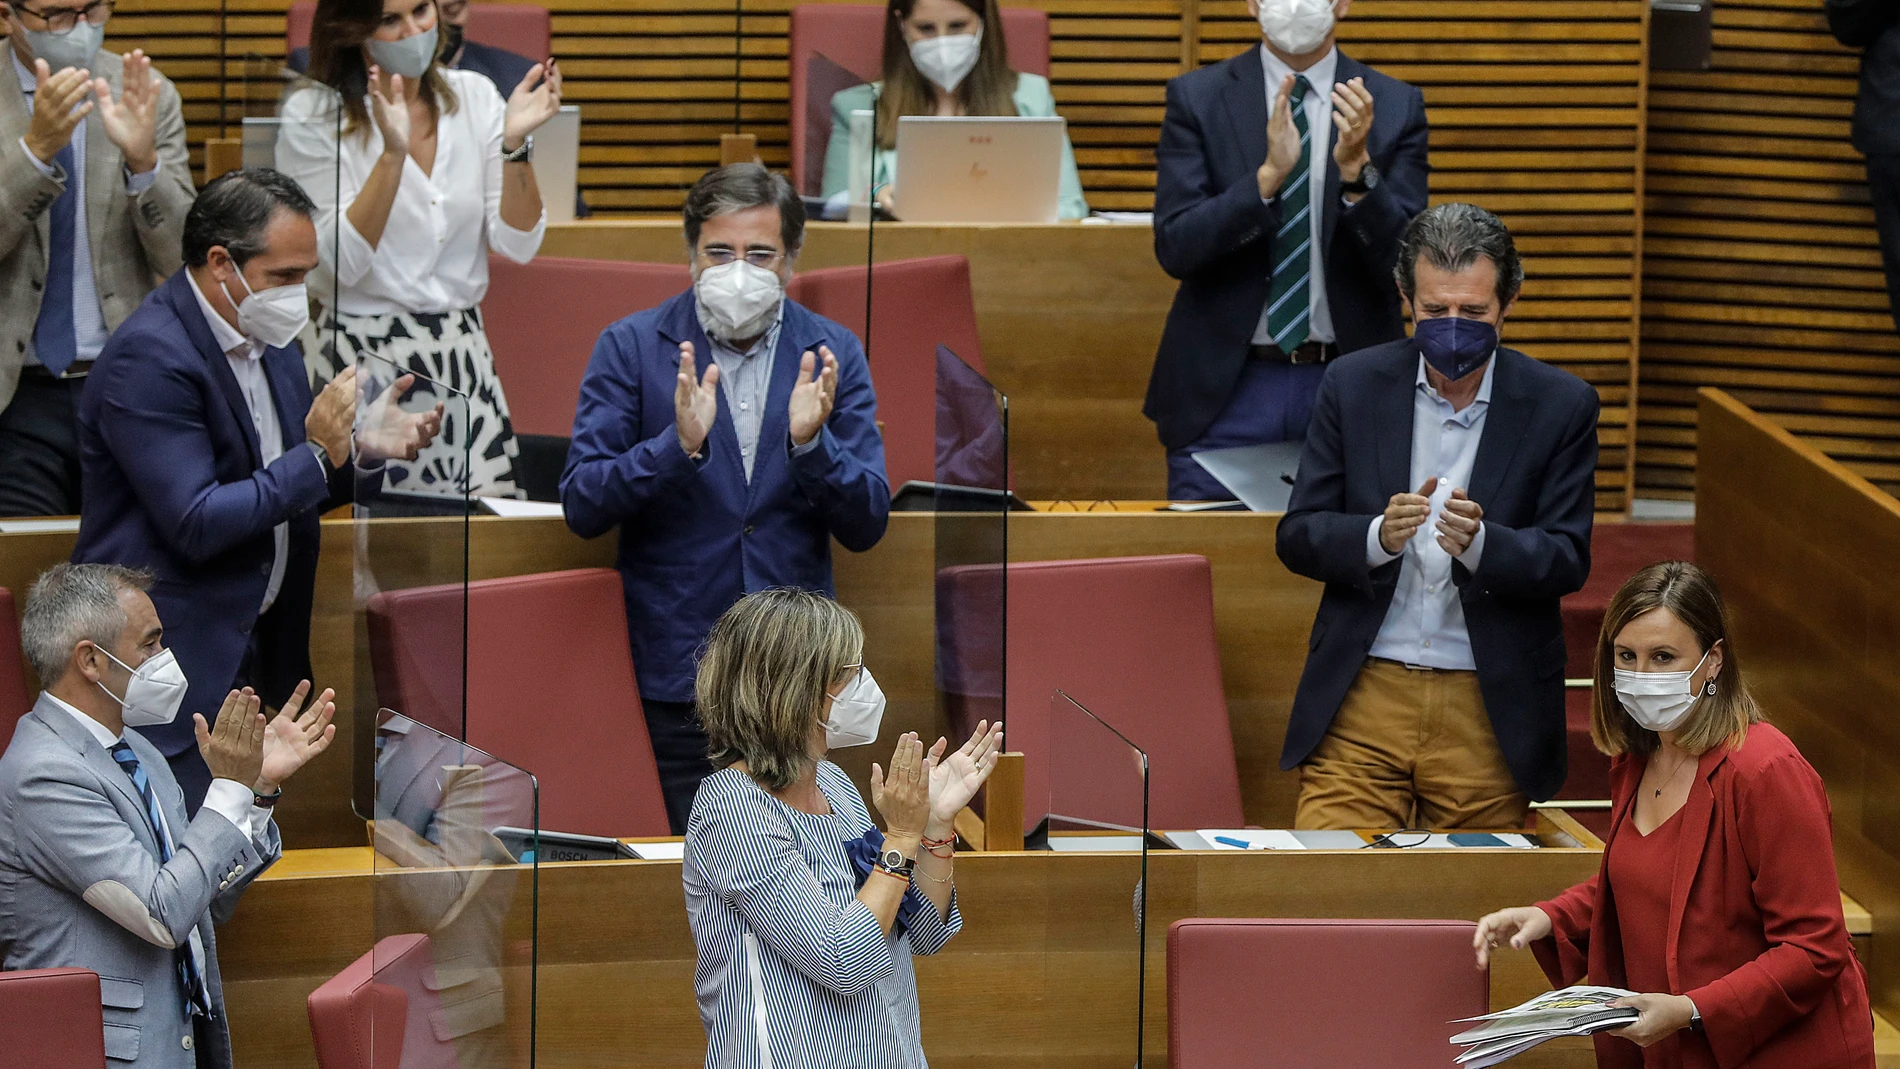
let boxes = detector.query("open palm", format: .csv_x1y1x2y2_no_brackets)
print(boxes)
928,720,1004,824
258,680,338,791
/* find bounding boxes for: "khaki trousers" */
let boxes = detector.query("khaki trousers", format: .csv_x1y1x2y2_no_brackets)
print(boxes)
1294,659,1530,830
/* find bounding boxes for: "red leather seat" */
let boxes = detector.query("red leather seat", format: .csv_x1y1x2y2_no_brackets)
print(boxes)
287,3,551,62
787,4,1052,194
787,255,983,488
1168,919,1487,1068
307,938,411,1069
365,568,670,838
0,588,32,754
0,968,106,1068
483,255,692,440
938,555,1244,834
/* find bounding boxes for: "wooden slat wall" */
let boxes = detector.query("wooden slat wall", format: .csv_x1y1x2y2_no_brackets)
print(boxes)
1643,0,1900,499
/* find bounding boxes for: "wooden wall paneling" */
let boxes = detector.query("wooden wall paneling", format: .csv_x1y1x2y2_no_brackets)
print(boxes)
1643,0,1900,499
1694,387,1900,1023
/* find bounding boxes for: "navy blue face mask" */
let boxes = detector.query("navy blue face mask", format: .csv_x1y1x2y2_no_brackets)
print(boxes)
1414,315,1497,382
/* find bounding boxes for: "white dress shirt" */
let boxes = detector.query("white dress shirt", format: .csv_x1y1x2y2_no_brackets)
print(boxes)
273,68,546,316
1365,355,1495,670
12,51,158,368
1253,45,1338,347
185,270,319,614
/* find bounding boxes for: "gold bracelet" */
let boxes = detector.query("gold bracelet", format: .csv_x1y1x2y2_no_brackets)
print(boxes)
915,867,953,885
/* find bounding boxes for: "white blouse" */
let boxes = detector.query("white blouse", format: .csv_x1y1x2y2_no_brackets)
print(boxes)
275,68,545,317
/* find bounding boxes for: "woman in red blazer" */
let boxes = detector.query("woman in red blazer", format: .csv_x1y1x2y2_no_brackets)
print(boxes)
1475,561,1874,1069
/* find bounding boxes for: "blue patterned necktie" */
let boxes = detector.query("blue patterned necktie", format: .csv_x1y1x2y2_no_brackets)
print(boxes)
33,141,79,377
108,741,212,1017
1264,76,1314,352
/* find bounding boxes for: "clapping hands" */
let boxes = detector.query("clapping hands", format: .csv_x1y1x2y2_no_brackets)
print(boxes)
927,720,1005,825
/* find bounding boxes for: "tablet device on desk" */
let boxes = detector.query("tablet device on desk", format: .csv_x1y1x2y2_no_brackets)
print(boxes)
494,826,639,863
1191,441,1304,512
894,116,1065,223
531,105,581,224
890,480,1033,512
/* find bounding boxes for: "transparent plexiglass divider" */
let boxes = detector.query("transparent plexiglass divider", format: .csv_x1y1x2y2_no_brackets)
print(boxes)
371,710,538,1068
1043,688,1151,1067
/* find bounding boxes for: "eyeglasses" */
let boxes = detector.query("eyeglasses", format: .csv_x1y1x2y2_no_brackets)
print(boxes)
16,0,114,33
701,247,784,270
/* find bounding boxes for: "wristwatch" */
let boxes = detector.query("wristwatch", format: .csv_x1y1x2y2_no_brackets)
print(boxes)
1341,162,1381,195
501,135,534,164
876,847,915,880
253,787,283,809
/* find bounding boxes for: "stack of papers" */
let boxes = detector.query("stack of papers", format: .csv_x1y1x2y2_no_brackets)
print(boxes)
1449,986,1638,1066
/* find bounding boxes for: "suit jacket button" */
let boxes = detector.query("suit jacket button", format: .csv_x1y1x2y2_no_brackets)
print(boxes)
182,1035,194,1050
743,525,755,535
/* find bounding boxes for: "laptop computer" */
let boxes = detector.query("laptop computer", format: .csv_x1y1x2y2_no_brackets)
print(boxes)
532,105,581,224
893,115,1065,223
1190,441,1305,512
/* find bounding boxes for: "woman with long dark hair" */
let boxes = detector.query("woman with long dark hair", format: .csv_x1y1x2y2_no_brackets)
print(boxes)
820,0,1088,219
275,0,561,497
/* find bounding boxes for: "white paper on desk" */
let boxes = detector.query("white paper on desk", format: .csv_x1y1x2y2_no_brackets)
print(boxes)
1083,211,1154,225
1198,829,1305,850
626,841,686,860
478,497,566,518
0,517,80,533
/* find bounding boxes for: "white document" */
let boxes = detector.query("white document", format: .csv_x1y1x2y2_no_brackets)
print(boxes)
1083,211,1155,225
625,841,686,861
1196,829,1306,850
478,497,566,518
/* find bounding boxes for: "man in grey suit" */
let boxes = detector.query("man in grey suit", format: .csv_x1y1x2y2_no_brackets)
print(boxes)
0,563,336,1067
0,1,196,516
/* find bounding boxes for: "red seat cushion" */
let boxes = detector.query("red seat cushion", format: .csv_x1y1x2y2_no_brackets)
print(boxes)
288,3,551,61
787,256,984,488
365,569,670,838
0,588,31,756
787,4,1052,194
0,968,106,1069
307,938,413,1069
1561,523,1695,677
484,256,692,439
1168,919,1487,1069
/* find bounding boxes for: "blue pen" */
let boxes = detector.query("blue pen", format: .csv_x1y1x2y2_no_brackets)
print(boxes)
1213,835,1265,850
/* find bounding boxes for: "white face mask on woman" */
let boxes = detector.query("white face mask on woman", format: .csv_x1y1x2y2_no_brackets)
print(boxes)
694,260,784,343
1257,0,1336,56
1613,648,1714,733
366,25,439,80
823,667,887,749
909,32,982,94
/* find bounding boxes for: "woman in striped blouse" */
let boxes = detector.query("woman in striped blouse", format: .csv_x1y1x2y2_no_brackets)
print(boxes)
684,589,1004,1068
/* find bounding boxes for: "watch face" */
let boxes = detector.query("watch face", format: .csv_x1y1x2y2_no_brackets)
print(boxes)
881,848,907,870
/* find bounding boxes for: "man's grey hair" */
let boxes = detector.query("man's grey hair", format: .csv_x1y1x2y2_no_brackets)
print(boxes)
20,564,154,686
682,163,806,257
1394,202,1525,308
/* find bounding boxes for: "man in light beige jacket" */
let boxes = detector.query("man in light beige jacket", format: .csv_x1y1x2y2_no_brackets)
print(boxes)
0,0,195,517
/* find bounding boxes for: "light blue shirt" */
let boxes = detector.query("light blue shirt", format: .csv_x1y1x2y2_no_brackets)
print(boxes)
12,51,157,368
1365,355,1495,670
698,300,821,482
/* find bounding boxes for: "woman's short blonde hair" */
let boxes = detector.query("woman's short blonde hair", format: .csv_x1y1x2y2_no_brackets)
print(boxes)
695,589,865,790
1591,560,1764,757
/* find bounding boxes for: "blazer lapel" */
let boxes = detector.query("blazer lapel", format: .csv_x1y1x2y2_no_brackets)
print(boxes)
30,699,161,856
657,299,745,488
1,61,51,281
749,309,830,508
1663,747,1729,992
1466,349,1534,508
169,274,266,468
1222,46,1269,176
1374,346,1416,498
263,346,310,454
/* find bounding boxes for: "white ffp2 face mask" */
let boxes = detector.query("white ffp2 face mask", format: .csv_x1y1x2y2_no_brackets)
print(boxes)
222,267,311,350
909,32,983,94
1258,0,1336,56
694,260,785,343
1613,648,1714,733
823,667,886,749
96,646,189,729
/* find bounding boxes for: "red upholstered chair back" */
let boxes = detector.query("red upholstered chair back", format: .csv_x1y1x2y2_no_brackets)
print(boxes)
288,3,551,62
307,938,413,1069
364,569,670,837
787,255,983,488
787,4,1052,194
938,555,1244,835
484,255,693,439
0,968,106,1069
0,588,31,755
1168,919,1487,1068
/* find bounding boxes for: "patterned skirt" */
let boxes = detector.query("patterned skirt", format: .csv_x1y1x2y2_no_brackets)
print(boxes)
303,306,522,499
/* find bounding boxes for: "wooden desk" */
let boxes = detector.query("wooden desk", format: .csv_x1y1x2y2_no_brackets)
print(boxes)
222,815,1605,1069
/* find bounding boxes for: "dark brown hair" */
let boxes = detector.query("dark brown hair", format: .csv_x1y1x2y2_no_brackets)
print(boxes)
308,0,457,138
1591,560,1764,757
875,0,1020,151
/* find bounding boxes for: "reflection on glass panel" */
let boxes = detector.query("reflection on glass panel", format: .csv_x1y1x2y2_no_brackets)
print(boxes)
372,711,537,1068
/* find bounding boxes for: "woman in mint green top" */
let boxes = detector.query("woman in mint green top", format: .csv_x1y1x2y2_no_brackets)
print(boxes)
820,0,1089,221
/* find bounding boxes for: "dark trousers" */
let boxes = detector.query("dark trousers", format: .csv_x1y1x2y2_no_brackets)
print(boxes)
1165,358,1327,500
0,373,85,517
1867,154,1900,334
155,623,263,818
642,698,714,835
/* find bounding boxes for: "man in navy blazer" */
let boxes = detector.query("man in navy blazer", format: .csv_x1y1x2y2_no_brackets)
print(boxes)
72,168,439,809
1147,0,1429,500
562,164,888,832
1276,204,1598,830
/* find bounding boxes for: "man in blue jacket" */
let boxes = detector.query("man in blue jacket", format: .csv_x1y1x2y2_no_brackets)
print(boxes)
1276,204,1598,830
1147,0,1429,500
72,168,439,808
562,164,889,832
